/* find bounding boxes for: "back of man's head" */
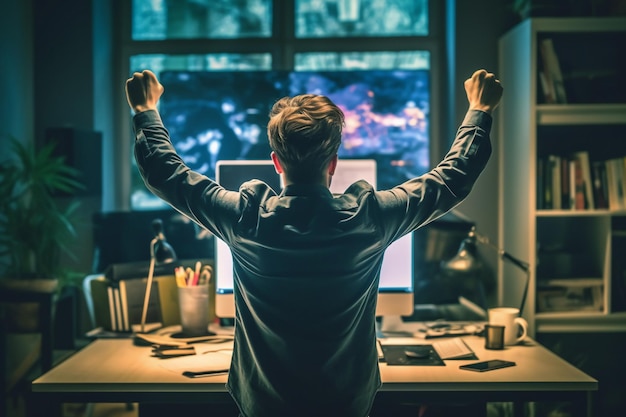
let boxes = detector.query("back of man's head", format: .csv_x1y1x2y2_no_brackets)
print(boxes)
267,94,344,183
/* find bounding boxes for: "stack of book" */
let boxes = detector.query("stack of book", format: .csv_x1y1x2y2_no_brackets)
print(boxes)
90,275,180,333
536,150,626,211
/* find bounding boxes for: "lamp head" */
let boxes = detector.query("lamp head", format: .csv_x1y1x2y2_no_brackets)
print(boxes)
151,218,177,265
441,228,481,274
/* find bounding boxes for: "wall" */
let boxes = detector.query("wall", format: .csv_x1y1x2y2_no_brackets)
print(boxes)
33,0,114,277
33,0,95,139
0,0,34,152
450,1,520,305
0,4,113,336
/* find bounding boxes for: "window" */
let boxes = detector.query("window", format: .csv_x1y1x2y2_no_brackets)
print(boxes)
121,0,443,209
295,0,428,37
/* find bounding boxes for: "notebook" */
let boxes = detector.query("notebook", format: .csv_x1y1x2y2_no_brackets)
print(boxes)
432,337,476,360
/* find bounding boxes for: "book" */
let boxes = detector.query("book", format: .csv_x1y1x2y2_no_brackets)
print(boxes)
572,151,594,210
613,158,626,208
107,286,116,331
572,158,585,210
432,337,476,360
606,159,619,210
568,159,576,210
549,155,561,209
560,156,570,209
538,70,555,104
90,277,113,331
540,38,568,104
543,155,556,209
154,275,182,326
591,161,609,209
537,157,545,209
607,158,626,210
112,286,123,332
119,278,162,332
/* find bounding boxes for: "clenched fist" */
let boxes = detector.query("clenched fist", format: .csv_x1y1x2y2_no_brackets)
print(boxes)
464,69,503,114
125,70,164,114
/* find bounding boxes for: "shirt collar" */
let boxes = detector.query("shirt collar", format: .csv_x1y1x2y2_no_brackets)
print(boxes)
280,183,334,199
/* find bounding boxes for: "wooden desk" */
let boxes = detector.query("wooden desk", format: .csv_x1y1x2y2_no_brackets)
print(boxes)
32,334,597,416
377,336,598,415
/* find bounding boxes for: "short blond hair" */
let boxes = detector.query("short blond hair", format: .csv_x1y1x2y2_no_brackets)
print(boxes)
267,94,344,183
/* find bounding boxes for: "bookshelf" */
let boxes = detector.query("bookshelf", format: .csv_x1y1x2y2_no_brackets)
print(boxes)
498,17,626,336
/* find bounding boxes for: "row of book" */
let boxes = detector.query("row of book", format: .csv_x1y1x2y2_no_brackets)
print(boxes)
90,275,181,333
537,151,626,211
536,279,604,313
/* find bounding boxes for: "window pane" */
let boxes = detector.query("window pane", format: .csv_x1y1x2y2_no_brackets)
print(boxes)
294,51,430,190
295,50,430,70
295,0,428,38
130,53,272,73
132,0,272,40
130,53,272,210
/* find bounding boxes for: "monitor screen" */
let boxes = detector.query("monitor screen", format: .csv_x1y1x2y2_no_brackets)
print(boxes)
159,69,430,191
214,159,414,318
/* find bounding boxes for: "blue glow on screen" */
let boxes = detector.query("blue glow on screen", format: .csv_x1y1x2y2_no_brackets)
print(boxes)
159,70,430,190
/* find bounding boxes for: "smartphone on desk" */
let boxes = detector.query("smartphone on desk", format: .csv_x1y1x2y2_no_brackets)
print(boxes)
460,359,516,372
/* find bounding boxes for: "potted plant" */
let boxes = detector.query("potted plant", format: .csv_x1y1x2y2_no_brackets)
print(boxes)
0,135,83,306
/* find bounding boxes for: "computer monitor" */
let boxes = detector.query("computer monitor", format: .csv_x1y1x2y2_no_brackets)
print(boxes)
214,160,280,319
214,159,414,318
328,160,414,317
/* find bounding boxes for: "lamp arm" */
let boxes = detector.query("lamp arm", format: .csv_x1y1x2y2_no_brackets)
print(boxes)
140,237,158,333
473,228,530,316
473,230,529,273
499,250,530,274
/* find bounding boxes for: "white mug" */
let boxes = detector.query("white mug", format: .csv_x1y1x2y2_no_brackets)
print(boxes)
488,307,528,345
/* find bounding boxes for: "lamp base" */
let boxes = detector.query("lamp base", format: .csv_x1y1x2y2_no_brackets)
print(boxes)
131,322,164,346
132,333,154,346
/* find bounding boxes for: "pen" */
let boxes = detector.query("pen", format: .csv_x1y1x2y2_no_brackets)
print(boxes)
192,261,201,286
182,369,229,378
175,267,187,287
199,265,212,285
185,267,194,285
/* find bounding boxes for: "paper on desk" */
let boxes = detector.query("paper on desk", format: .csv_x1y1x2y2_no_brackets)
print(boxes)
157,341,233,374
137,332,233,347
413,323,482,339
136,324,234,347
380,316,483,339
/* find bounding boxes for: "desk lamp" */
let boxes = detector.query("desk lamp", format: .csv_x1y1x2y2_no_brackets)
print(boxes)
442,226,530,316
138,218,177,334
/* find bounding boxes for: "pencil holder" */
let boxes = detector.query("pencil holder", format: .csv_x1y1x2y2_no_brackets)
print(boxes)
177,282,211,336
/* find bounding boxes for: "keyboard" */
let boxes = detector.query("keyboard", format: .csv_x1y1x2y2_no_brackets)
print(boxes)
432,337,475,360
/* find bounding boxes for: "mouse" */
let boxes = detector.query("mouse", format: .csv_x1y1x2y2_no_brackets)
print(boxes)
404,349,429,359
428,322,451,330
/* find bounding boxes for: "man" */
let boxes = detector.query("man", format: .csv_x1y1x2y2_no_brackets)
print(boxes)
126,68,502,417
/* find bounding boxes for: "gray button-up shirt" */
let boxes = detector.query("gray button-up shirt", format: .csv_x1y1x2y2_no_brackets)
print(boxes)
133,109,492,417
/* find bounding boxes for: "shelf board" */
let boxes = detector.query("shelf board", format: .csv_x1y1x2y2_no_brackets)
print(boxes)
536,209,611,217
536,311,626,333
538,278,604,287
537,103,626,125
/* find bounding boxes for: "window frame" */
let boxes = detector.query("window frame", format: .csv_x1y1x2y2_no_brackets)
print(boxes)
113,0,447,210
